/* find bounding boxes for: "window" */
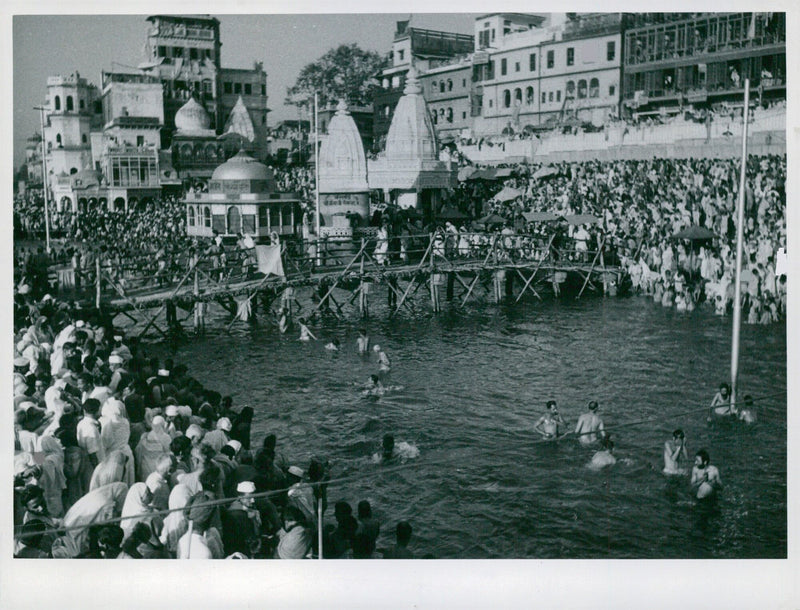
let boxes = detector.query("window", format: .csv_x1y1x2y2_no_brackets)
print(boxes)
82,134,88,144
589,78,599,98
447,79,453,92
567,47,574,66
440,81,445,93
462,111,467,119
607,41,616,61
80,99,85,110
557,90,561,102
94,101,101,114
541,91,546,104
489,99,493,108
188,206,196,227
432,110,438,125
173,47,184,58
609,84,616,96
262,85,266,96
515,62,520,72
224,82,232,94
398,50,405,62
462,79,466,87
158,46,167,58
577,79,587,99
446,108,453,123
391,75,400,88
204,207,211,228
190,48,198,59
529,53,536,71
479,29,491,49
514,88,522,104
503,90,511,108
66,96,74,111
54,96,61,111
566,81,575,96
245,83,252,95
547,50,554,69
136,135,144,146
234,83,242,94
488,61,495,80
501,58,507,76
548,91,554,102
526,86,534,105
56,134,62,145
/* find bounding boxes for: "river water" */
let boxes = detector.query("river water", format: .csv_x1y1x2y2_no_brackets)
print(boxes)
154,294,786,559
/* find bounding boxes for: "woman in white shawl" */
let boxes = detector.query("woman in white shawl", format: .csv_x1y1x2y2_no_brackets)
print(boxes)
134,415,171,482
39,435,67,518
120,482,161,540
100,398,135,486
89,450,127,491
159,483,193,556
51,482,128,558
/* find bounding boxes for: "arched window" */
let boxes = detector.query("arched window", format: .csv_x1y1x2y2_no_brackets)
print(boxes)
54,96,61,111
447,79,453,91
56,134,62,146
439,81,445,93
577,79,588,99
446,107,453,123
503,90,511,108
66,96,74,111
526,86,534,105
188,206,196,226
203,207,211,227
589,78,599,98
514,88,522,104
566,81,575,96
431,110,438,125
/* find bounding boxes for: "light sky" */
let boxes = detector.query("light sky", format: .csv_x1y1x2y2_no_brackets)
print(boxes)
13,13,477,167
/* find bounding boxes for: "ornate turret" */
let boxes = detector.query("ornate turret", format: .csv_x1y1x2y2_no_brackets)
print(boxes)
174,97,215,136
318,99,369,193
383,66,439,162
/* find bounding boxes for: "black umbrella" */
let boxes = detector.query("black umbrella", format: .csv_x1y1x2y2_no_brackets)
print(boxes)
673,226,716,241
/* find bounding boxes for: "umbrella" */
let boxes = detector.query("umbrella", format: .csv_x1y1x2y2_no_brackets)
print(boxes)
562,214,601,225
673,226,716,241
458,166,476,181
476,213,506,227
493,186,523,202
436,207,469,221
493,168,514,178
522,211,560,223
533,166,558,180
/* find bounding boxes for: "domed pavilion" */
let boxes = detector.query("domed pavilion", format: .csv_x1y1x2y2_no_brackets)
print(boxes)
185,149,302,241
171,96,224,181
367,66,457,218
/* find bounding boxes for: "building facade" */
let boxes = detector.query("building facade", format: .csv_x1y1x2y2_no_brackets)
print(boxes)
621,12,786,116
418,59,473,141
472,13,622,136
219,64,270,160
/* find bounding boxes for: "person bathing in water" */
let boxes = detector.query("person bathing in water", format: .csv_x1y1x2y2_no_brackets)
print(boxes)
709,382,735,420
534,400,568,440
372,434,419,464
574,401,605,445
324,338,341,351
298,318,316,342
357,328,370,355
588,437,616,469
738,395,757,424
663,429,689,475
691,449,723,500
373,345,390,372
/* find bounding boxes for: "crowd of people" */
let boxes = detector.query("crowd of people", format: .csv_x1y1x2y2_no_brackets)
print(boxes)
12,292,416,559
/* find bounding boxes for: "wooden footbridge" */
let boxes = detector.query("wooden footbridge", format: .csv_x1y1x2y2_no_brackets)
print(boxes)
52,232,623,338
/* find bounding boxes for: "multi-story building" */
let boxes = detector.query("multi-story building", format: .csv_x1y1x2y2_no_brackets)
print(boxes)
373,21,474,149
23,134,43,187
42,72,103,178
219,63,269,159
472,13,622,136
418,58,473,141
621,12,786,117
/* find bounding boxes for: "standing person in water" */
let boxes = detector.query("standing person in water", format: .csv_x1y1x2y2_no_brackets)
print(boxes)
709,382,735,420
356,328,370,355
373,345,391,372
738,395,757,424
574,401,605,445
691,449,723,500
663,429,689,475
276,307,289,334
534,400,567,439
297,318,316,342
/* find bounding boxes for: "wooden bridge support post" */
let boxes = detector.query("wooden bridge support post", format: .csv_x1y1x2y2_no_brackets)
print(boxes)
493,269,505,303
505,269,514,298
193,267,204,333
430,272,441,313
446,273,455,301
359,280,369,318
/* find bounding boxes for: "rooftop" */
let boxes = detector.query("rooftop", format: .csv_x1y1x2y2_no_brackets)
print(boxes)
146,15,220,26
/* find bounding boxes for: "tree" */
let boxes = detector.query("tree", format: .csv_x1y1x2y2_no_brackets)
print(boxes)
286,44,388,110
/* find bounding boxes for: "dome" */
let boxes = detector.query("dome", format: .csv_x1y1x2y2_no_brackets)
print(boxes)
174,97,212,134
211,149,273,181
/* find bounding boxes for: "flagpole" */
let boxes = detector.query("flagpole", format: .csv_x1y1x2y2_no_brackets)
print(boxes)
314,92,320,239
35,106,52,253
730,78,750,411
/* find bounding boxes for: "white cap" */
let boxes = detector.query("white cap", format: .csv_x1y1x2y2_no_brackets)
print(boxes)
217,417,232,432
14,357,29,368
236,481,256,494
165,405,179,417
75,320,85,328
287,466,304,478
226,439,242,454
157,369,169,377
185,424,204,440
